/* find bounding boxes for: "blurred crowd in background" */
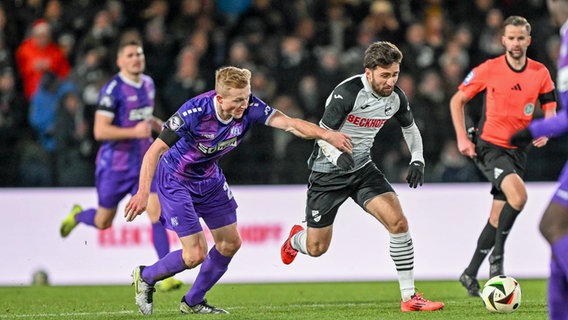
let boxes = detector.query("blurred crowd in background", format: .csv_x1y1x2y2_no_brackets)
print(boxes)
1,0,567,187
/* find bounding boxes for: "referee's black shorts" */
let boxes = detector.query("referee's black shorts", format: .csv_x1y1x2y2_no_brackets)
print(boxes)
474,139,527,201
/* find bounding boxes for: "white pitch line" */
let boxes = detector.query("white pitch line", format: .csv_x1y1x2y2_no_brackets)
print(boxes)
0,302,381,318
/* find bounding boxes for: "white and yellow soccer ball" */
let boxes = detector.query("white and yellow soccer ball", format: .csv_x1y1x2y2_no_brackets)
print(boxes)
481,275,522,313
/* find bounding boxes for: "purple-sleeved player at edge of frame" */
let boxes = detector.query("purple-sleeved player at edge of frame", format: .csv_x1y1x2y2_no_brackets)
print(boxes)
124,66,352,315
510,1,568,319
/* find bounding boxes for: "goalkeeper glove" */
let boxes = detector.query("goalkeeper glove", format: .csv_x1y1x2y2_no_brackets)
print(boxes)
510,128,533,147
406,161,424,188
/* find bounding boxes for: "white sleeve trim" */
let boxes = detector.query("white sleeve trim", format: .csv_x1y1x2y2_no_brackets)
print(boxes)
317,139,342,166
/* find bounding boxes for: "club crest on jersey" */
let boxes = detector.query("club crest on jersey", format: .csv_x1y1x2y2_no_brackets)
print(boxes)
463,70,474,85
523,103,534,116
230,125,242,137
167,113,184,131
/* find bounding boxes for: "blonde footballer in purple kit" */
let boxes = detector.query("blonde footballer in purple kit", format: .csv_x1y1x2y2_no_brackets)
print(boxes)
124,66,352,315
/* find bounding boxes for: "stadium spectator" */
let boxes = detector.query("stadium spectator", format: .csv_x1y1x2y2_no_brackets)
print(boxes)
0,68,26,186
28,71,76,185
58,39,182,292
280,41,445,312
75,9,117,72
509,1,568,318
15,19,71,101
54,91,94,186
399,21,436,80
124,66,352,315
42,0,67,40
15,0,44,42
143,19,176,98
477,8,505,62
274,35,315,98
0,3,20,54
449,16,557,297
161,45,208,118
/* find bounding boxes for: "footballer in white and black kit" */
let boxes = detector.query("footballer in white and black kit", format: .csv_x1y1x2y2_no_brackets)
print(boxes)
280,41,444,312
281,41,443,311
305,74,424,228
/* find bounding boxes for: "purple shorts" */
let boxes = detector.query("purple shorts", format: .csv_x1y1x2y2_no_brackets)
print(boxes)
155,161,238,237
96,168,157,208
551,162,568,208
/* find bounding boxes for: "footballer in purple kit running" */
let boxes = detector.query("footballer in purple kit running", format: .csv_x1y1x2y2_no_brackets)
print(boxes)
124,66,352,315
280,41,444,312
510,1,568,318
59,39,182,291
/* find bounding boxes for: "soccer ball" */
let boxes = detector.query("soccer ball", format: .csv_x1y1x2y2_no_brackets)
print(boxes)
481,275,522,313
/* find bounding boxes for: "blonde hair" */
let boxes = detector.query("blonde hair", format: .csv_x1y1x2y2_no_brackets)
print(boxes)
215,66,251,97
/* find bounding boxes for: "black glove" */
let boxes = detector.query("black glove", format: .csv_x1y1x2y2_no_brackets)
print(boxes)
336,152,355,170
406,161,424,188
510,128,533,147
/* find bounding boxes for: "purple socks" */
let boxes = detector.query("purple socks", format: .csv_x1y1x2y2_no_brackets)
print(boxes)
152,222,170,259
549,235,568,319
184,246,232,306
75,208,96,226
141,249,187,285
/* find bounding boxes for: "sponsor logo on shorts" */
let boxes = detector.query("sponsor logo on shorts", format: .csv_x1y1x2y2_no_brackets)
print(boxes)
311,210,321,222
171,217,179,227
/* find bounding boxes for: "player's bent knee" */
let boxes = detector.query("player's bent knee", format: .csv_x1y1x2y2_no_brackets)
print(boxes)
216,239,242,257
386,218,408,234
307,243,328,257
95,220,113,230
182,249,207,268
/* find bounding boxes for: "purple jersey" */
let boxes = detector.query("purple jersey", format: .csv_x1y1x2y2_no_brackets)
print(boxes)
529,21,568,208
161,90,275,180
95,73,155,172
529,23,568,138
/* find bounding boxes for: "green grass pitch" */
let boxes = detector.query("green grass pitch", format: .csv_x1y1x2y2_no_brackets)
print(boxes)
0,279,548,319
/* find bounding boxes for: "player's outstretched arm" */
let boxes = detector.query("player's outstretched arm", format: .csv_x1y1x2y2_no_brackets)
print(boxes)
267,110,352,153
125,139,169,222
